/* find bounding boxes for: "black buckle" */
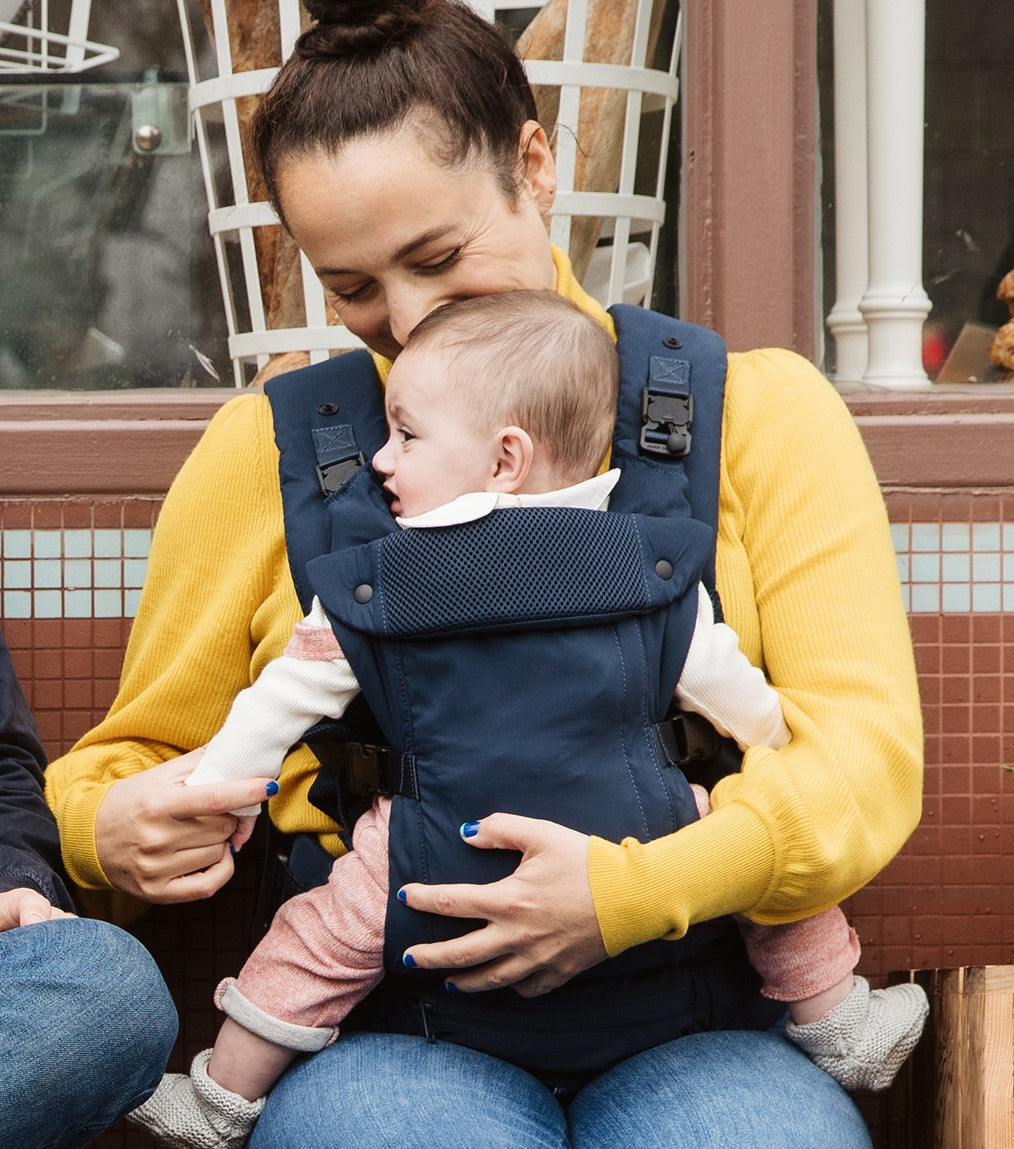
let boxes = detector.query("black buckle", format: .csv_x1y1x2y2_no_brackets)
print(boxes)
656,710,718,767
316,452,364,495
655,710,744,792
640,388,693,458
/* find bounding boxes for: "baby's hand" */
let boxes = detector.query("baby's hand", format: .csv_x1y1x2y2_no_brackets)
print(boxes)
230,814,258,853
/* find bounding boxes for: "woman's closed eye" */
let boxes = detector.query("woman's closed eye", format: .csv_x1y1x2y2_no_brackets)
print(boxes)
325,281,374,306
416,246,462,275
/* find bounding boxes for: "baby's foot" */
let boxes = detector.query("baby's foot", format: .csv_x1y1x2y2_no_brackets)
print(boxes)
785,975,929,1092
127,1048,265,1149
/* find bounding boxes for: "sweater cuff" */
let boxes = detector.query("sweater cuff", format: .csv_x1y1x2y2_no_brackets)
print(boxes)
587,802,776,956
53,777,116,892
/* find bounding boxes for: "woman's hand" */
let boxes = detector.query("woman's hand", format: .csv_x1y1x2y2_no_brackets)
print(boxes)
94,750,276,903
398,813,608,997
0,888,75,931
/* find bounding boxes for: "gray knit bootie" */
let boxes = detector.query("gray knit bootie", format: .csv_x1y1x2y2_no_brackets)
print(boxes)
784,976,929,1092
126,1048,265,1149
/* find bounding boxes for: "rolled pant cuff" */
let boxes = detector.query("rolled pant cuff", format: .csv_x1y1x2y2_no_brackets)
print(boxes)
215,978,336,1052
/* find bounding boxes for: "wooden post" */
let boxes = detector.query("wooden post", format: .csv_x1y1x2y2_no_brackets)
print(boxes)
889,967,1014,1149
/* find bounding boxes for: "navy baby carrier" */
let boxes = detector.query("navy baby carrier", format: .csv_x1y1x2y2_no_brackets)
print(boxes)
265,305,778,1078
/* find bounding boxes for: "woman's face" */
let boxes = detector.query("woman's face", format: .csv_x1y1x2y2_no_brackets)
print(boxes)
275,120,558,360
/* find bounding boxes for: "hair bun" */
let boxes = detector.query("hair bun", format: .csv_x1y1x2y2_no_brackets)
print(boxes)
300,0,428,55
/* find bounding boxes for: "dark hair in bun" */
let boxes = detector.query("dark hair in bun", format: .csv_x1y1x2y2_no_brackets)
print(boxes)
298,1,426,55
253,0,538,217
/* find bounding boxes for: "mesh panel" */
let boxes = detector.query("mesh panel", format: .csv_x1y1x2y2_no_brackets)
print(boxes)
380,509,649,635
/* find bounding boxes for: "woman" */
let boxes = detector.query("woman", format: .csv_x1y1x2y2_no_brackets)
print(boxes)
45,1,921,1144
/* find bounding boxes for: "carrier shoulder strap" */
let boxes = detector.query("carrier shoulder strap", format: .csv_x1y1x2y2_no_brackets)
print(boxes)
265,350,387,613
607,304,727,589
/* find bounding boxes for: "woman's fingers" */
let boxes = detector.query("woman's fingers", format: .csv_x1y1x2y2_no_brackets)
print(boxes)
398,812,607,993
95,756,277,901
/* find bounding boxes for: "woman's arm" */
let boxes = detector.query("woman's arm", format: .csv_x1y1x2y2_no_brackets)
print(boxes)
44,394,302,910
401,348,922,985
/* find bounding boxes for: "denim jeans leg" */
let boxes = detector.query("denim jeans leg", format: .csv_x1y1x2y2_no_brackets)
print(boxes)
0,916,178,1149
567,1027,873,1149
248,1032,570,1149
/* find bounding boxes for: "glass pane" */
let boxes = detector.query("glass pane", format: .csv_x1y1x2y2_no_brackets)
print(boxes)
0,80,226,389
922,0,1014,380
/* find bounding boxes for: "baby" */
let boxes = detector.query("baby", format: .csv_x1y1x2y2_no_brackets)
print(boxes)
131,291,927,1149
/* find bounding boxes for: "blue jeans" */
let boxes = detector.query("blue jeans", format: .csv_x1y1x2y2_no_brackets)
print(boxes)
0,916,178,1149
248,1028,872,1148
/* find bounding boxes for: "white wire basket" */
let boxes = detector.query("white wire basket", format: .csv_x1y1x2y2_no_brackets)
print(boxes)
0,0,118,74
177,0,680,385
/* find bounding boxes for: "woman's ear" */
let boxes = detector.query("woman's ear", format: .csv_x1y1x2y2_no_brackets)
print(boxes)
519,121,557,215
491,426,534,492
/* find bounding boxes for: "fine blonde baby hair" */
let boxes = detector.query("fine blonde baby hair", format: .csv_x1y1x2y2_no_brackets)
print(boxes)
404,290,619,482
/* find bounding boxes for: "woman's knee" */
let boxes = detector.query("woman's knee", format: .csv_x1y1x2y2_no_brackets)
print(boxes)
568,1029,872,1149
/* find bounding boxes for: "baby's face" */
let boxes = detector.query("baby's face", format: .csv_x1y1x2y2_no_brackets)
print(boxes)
373,346,498,518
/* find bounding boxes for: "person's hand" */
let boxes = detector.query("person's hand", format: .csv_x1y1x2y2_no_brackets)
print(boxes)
95,751,277,903
398,813,608,997
0,887,75,931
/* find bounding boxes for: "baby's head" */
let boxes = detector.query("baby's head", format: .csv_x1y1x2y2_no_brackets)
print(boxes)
373,290,618,519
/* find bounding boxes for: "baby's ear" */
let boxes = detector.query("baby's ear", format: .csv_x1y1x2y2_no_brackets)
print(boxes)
491,426,534,492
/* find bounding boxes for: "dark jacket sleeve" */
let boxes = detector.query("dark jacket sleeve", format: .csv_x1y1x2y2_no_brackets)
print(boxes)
0,629,74,911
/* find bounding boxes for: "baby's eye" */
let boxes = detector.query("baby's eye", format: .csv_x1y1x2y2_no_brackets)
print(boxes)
399,427,415,443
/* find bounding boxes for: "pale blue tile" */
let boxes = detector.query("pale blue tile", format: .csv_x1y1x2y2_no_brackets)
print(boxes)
941,553,970,582
973,553,1001,582
940,523,970,552
3,561,31,589
1003,553,1014,581
1002,523,1014,551
63,559,92,589
33,531,61,559
2,530,31,559
33,590,62,618
910,553,940,583
93,529,121,558
123,529,152,558
63,530,92,559
939,583,969,613
911,584,941,612
911,523,941,552
972,584,1001,612
64,590,92,618
1004,584,1014,612
895,555,909,583
123,559,148,587
972,523,1001,551
124,589,142,617
898,584,911,612
32,560,62,589
890,523,910,552
94,590,123,618
2,591,31,618
93,559,123,589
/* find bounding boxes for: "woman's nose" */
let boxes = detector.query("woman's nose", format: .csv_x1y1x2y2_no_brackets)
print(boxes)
387,287,446,350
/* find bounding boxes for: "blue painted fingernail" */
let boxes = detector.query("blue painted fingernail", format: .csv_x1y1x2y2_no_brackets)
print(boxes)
402,953,417,968
461,821,480,839
265,781,279,797
396,888,407,903
444,980,458,992
229,844,236,857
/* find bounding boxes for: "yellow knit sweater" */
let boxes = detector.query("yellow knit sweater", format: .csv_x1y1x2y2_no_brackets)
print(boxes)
45,251,923,941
